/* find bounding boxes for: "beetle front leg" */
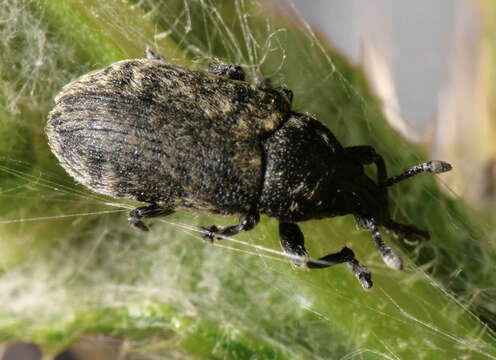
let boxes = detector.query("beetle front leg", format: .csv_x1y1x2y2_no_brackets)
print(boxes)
200,211,259,243
129,203,174,231
279,222,373,289
355,216,403,270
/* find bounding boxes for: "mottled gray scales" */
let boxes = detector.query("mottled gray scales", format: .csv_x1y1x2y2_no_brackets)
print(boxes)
47,59,287,214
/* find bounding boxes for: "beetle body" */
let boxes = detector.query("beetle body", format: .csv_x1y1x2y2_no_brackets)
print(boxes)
47,51,452,289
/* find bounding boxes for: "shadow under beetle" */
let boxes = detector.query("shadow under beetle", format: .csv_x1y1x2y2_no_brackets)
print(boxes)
46,48,452,289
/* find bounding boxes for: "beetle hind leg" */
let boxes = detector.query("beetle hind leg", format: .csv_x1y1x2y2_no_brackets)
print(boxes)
279,222,373,289
384,220,430,245
200,211,259,243
129,203,174,231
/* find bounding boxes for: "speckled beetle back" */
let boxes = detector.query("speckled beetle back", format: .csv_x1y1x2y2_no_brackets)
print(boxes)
47,59,288,214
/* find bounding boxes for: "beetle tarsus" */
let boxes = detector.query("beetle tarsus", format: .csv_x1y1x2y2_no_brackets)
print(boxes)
128,203,174,231
129,218,150,232
145,47,166,61
200,211,259,243
347,259,373,290
200,225,218,243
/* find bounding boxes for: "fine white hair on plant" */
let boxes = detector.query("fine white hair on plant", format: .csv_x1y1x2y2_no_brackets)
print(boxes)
1,0,496,359
0,0,82,115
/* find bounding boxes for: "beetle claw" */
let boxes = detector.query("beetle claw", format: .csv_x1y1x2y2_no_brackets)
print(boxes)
200,225,219,244
129,218,150,232
346,259,373,290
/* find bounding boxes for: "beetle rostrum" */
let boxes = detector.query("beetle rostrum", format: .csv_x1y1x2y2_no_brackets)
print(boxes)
46,48,452,289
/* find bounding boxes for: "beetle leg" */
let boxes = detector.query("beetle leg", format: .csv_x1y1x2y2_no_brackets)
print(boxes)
279,222,373,289
274,86,294,105
255,78,293,106
129,203,174,231
344,146,387,184
145,47,166,61
355,216,403,270
209,64,245,81
384,220,430,245
200,211,259,243
381,160,452,187
278,222,309,267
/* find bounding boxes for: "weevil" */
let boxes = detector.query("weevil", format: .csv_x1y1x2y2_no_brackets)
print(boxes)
46,49,452,289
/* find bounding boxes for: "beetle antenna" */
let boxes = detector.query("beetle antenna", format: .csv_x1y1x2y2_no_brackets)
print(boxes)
381,160,452,187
